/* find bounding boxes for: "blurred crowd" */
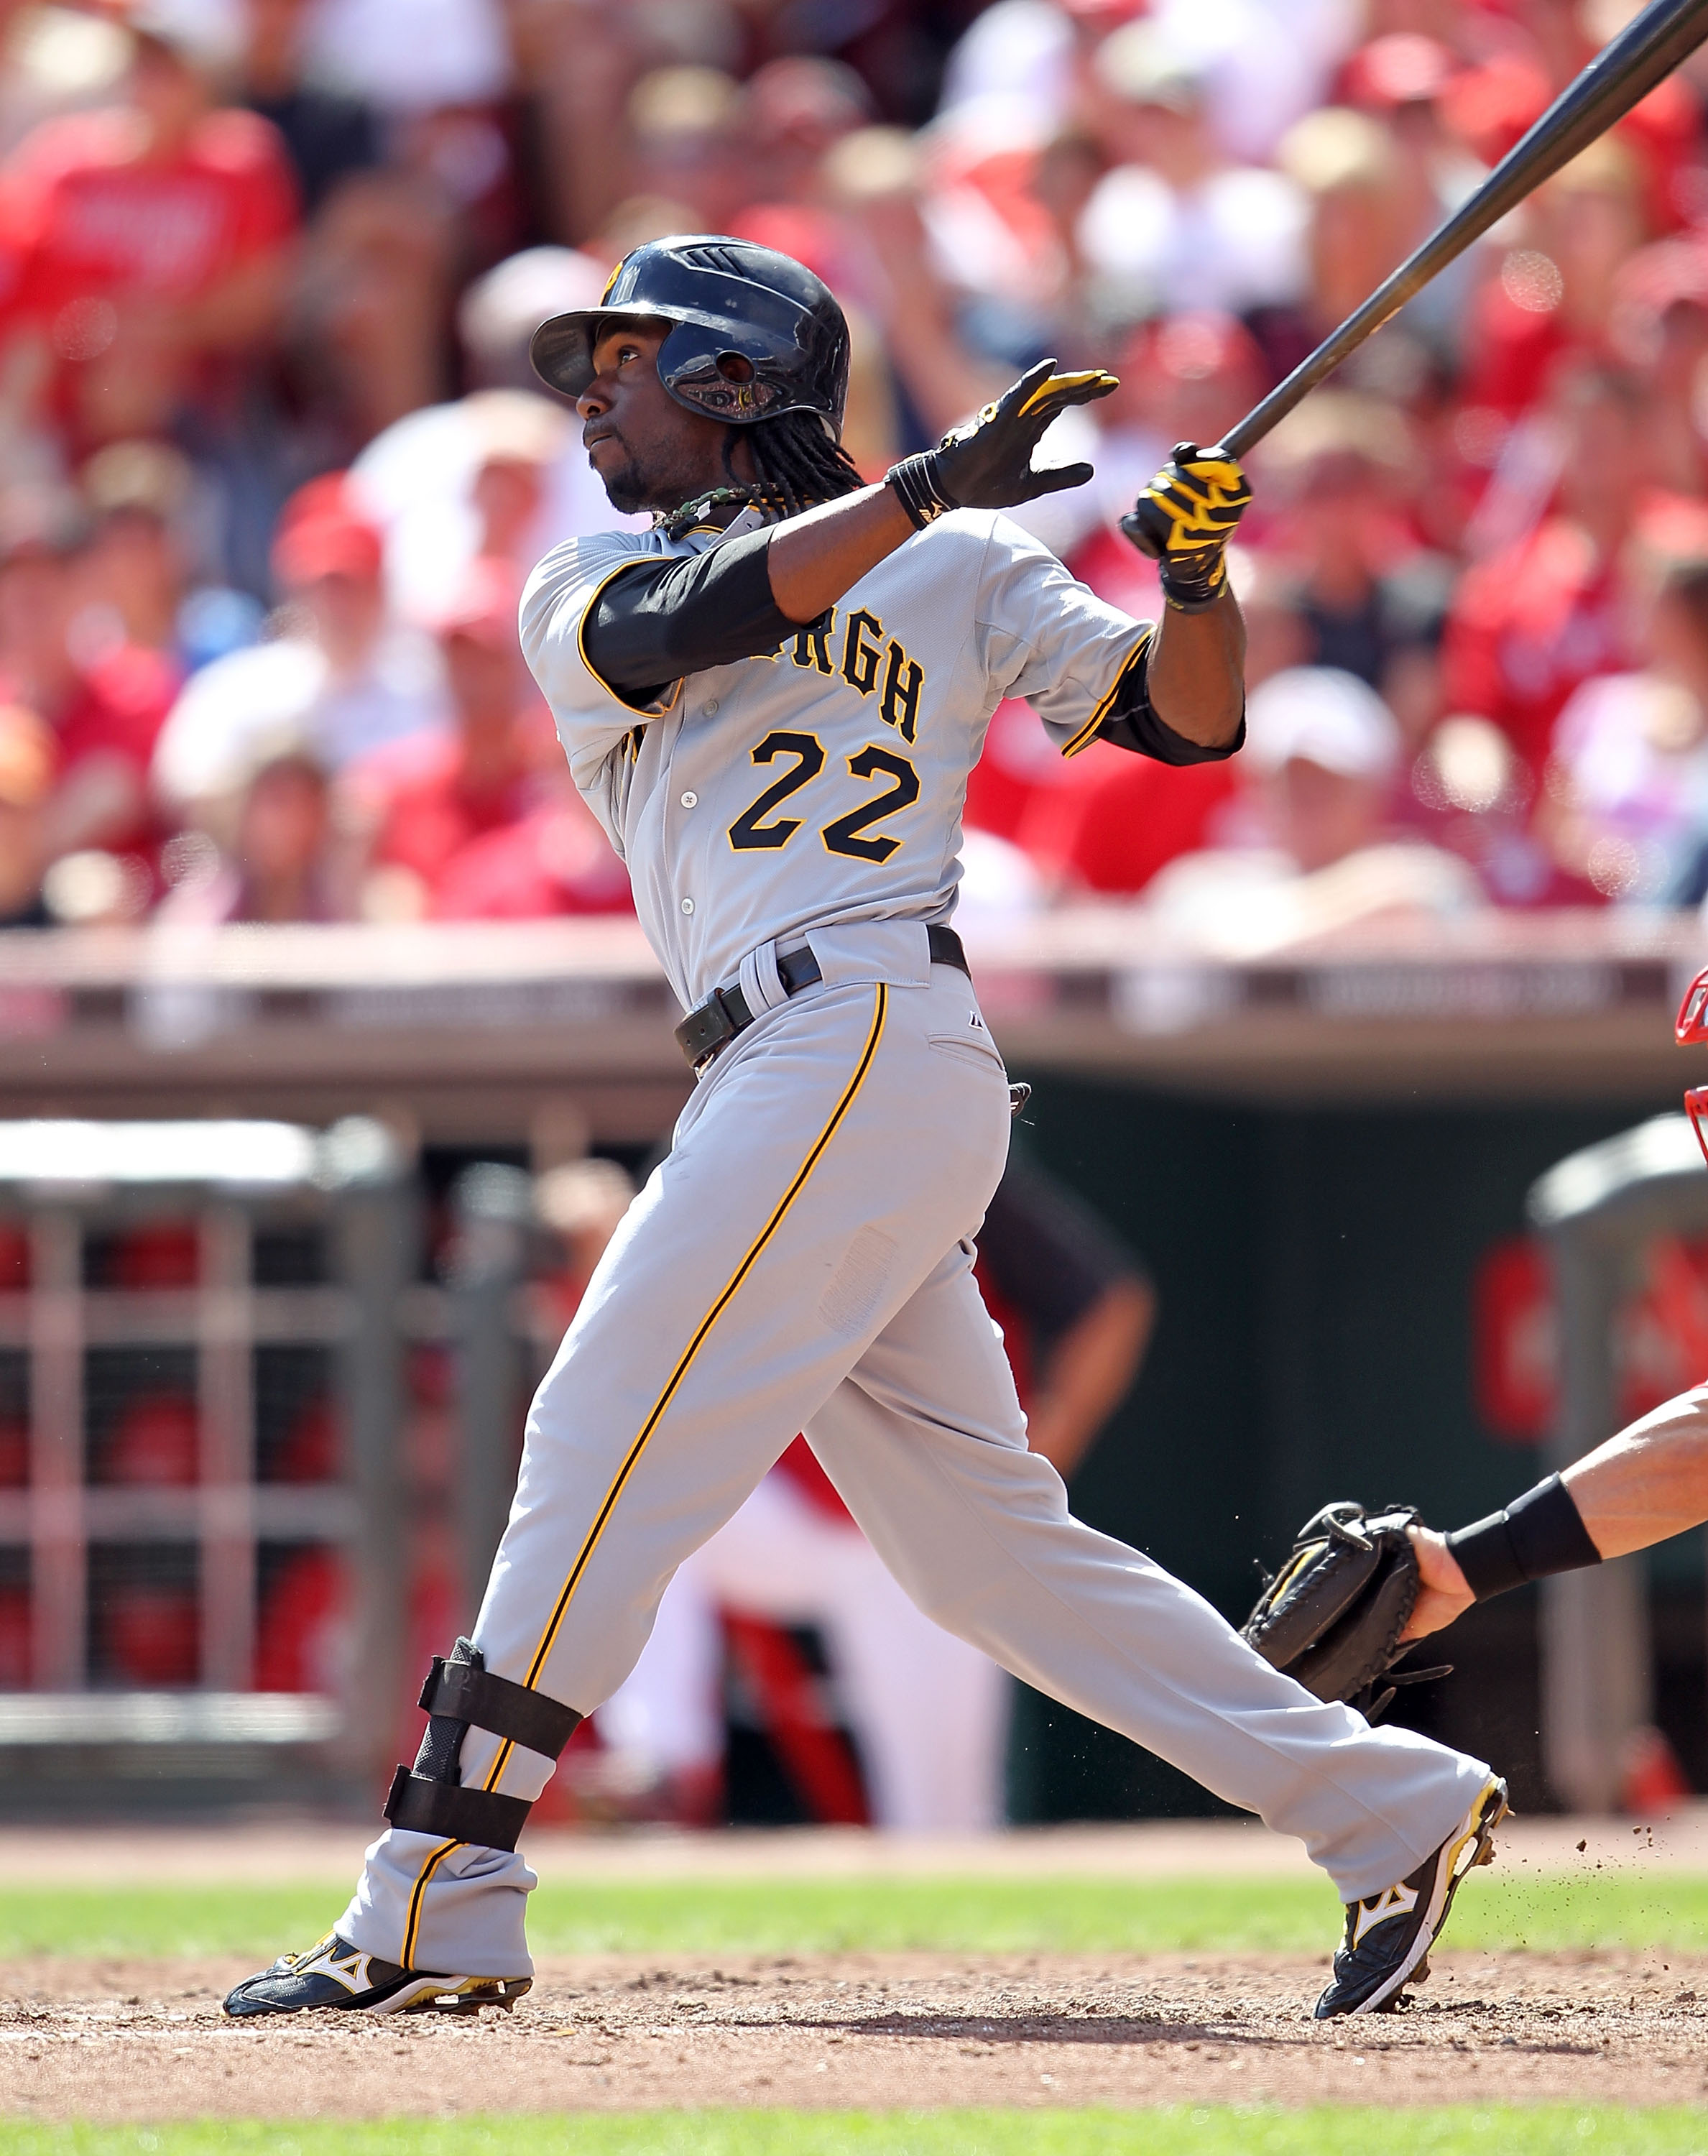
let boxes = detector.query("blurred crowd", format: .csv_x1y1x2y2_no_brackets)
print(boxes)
6,0,1708,945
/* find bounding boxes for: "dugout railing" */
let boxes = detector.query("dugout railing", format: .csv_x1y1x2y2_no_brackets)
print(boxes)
1529,1112,1708,1812
0,1118,415,1812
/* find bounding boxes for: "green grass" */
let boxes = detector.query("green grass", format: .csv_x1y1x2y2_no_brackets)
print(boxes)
3,1871,1707,1963
0,2113,1704,2156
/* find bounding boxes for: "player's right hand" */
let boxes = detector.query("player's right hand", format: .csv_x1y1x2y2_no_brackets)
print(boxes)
1399,1524,1474,1641
1121,443,1251,612
885,359,1117,528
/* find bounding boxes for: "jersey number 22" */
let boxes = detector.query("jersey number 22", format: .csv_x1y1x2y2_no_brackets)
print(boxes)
728,729,920,864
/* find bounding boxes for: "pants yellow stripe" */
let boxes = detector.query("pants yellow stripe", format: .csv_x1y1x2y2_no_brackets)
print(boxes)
401,1836,458,1968
477,981,890,1797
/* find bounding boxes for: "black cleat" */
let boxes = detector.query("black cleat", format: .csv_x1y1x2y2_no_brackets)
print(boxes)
1314,1777,1508,2019
222,1934,531,2019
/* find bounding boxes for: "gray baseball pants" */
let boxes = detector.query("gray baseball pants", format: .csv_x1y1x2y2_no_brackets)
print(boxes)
340,959,1492,1976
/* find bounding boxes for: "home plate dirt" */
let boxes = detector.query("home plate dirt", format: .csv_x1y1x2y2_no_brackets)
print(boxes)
4,1950,1707,2118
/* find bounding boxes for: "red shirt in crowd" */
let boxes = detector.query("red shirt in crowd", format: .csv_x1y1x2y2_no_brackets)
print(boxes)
354,714,634,922
0,106,298,436
0,641,179,872
1441,516,1632,779
359,722,553,888
1023,754,1240,898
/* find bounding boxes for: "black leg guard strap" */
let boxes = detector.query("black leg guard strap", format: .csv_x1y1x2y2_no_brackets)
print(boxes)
384,1766,532,1851
419,1651,582,1761
382,1636,571,1854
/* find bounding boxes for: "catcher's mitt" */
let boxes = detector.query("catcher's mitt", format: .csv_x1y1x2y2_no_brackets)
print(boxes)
1241,1502,1449,1720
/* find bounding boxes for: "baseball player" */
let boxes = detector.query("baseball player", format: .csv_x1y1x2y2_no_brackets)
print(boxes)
224,236,1505,2025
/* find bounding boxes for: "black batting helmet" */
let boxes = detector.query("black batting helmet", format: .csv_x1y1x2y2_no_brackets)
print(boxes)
530,234,851,436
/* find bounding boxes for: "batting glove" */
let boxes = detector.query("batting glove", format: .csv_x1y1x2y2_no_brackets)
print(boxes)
1121,443,1252,612
887,359,1118,528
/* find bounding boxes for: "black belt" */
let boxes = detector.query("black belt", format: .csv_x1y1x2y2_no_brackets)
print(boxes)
675,923,970,1073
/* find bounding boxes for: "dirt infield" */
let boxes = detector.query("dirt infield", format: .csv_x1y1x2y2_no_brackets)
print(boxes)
5,1948,1706,2119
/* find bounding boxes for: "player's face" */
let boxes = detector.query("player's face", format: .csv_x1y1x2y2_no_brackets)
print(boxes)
579,322,742,515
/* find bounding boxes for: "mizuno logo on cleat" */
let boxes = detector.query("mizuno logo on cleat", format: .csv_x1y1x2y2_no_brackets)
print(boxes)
310,1943,374,1994
1350,1882,1419,1948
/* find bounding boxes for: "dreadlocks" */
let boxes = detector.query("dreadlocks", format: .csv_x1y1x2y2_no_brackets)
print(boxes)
662,410,865,538
746,410,865,516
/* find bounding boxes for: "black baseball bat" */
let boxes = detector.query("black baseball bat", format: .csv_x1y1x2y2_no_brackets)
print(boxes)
1217,0,1708,461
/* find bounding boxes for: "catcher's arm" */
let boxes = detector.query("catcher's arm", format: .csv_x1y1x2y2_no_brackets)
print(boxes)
1402,1383,1708,1641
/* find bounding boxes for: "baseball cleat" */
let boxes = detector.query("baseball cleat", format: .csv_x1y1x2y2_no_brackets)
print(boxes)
1314,1776,1508,2019
222,1933,530,2019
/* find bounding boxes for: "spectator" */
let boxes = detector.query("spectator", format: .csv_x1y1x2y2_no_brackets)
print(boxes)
1255,392,1454,743
345,556,623,922
465,392,573,571
1277,108,1412,356
1144,666,1485,953
77,438,262,673
1459,135,1648,423
627,67,750,236
241,0,382,215
287,145,456,448
0,700,54,926
1338,34,1487,367
1076,26,1308,322
0,483,177,898
1441,364,1650,783
150,474,447,831
744,56,874,210
817,124,1000,447
1610,237,1708,505
1550,556,1708,905
0,0,300,454
350,387,580,625
156,735,346,924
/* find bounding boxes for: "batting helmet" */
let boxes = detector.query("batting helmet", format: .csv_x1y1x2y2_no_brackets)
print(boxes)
530,235,851,436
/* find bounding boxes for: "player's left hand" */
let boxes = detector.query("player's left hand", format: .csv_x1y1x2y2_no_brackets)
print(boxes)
886,359,1117,527
1400,1524,1475,1642
1121,443,1252,612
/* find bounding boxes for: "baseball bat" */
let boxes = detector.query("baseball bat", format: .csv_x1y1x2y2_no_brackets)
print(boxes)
1217,0,1708,462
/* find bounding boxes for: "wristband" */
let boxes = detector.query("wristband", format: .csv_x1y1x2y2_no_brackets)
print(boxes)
1444,1473,1602,1602
887,453,951,531
1158,552,1229,614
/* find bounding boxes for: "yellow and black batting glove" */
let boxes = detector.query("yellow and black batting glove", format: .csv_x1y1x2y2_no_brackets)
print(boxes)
887,358,1119,529
1120,442,1252,612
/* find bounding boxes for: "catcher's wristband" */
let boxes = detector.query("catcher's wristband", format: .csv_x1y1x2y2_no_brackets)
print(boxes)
1444,1473,1602,1601
887,453,951,531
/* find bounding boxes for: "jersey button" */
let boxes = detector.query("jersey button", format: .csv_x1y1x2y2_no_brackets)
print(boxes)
703,701,719,716
680,791,697,808
680,897,695,914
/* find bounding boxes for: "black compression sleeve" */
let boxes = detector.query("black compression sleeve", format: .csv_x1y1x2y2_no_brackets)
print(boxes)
1444,1473,1603,1601
581,529,798,702
1094,638,1246,765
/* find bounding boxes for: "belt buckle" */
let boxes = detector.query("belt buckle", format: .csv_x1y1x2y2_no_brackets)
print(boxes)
677,985,742,1074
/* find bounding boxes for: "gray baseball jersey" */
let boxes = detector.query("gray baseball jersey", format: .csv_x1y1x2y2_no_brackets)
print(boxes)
520,507,1147,1011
